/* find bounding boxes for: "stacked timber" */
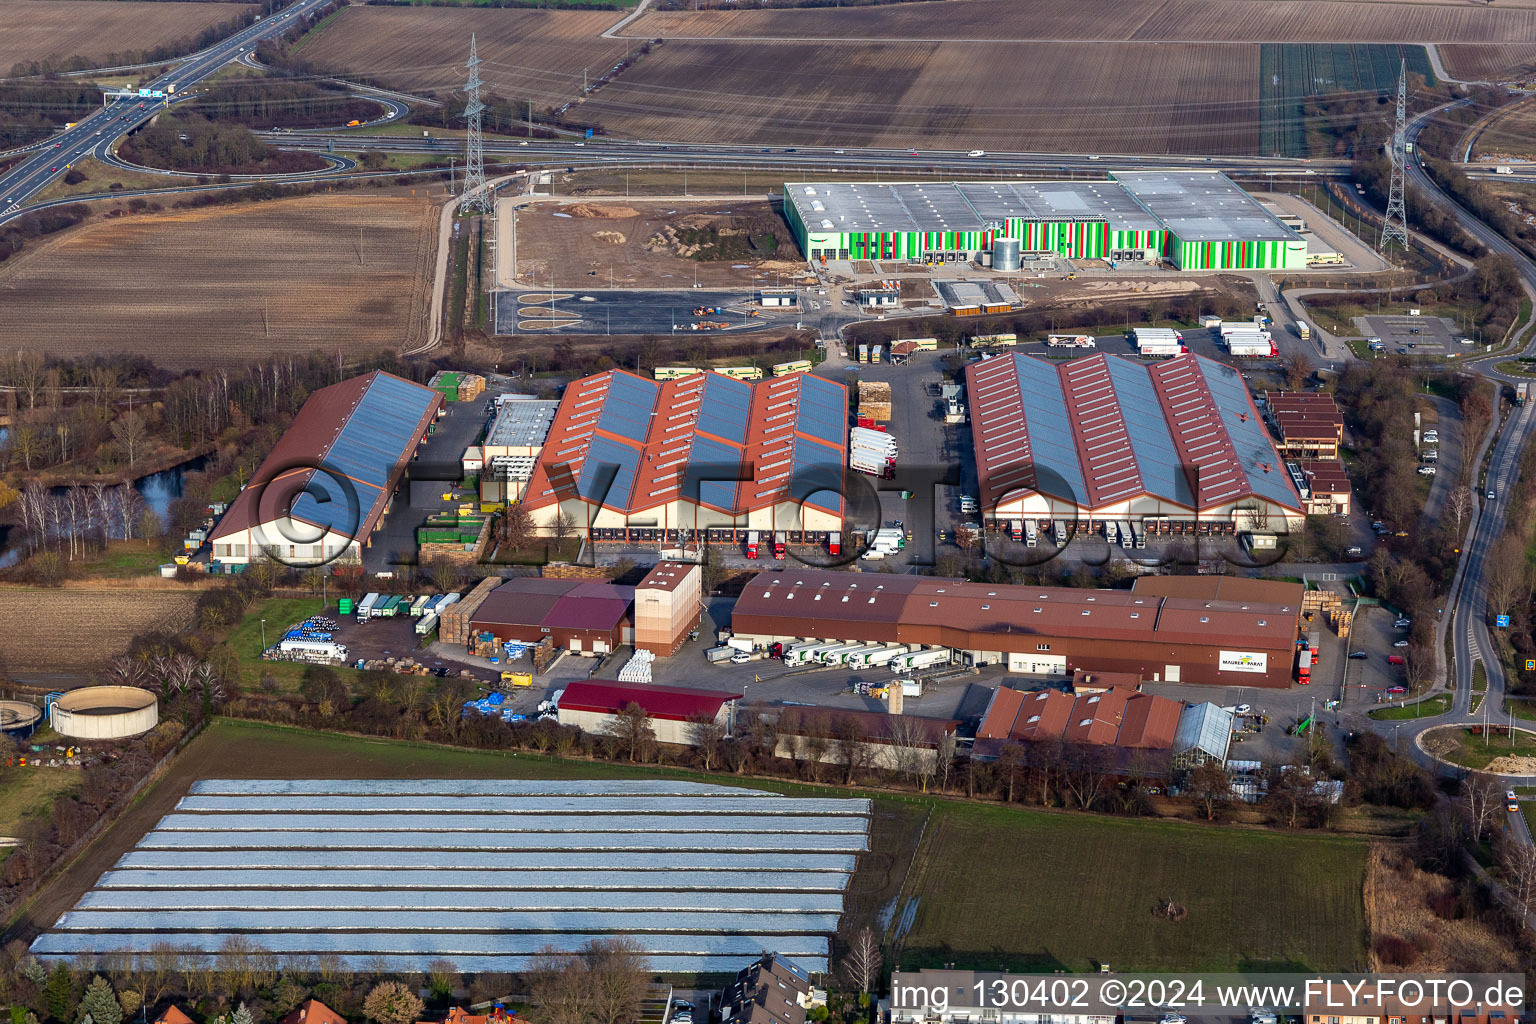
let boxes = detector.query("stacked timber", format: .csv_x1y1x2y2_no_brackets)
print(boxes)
442,576,499,645
858,381,892,422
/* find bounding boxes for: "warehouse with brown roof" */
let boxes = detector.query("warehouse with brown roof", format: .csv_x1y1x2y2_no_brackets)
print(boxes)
1267,391,1344,461
470,578,635,654
731,569,1302,688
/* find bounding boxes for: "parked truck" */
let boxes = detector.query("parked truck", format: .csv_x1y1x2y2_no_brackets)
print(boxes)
1296,321,1312,341
356,592,381,622
415,611,440,636
1024,519,1039,547
726,636,756,654
746,530,761,558
705,645,735,664
278,639,347,660
889,648,951,673
1297,647,1312,684
773,531,787,560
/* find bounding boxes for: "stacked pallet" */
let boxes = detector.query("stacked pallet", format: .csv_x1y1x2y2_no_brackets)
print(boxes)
427,371,487,403
1300,588,1351,639
858,381,892,422
441,576,499,645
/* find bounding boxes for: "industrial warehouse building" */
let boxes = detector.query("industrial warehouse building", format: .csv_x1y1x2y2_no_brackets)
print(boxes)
556,680,741,745
784,172,1307,271
730,570,1304,688
520,369,848,540
471,578,635,654
209,371,442,567
966,351,1306,532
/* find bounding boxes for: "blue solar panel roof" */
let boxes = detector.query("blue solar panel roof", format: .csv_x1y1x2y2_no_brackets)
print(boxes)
597,374,658,443
794,376,846,447
686,435,745,510
790,437,844,515
578,436,641,508
1103,357,1192,505
1010,355,1087,501
1199,358,1299,508
697,374,752,444
324,375,437,489
289,472,381,536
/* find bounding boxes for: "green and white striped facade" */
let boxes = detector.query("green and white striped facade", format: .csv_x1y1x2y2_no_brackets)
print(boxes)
784,171,1307,272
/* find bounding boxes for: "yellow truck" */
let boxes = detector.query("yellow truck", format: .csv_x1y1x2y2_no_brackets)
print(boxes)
500,672,533,687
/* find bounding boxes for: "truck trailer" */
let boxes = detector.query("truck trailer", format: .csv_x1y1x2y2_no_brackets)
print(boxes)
356,593,381,622
890,648,951,673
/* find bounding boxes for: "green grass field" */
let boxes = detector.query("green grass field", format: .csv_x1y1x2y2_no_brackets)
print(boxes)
0,767,77,841
225,597,327,690
1368,693,1453,719
891,802,1367,972
1425,726,1536,770
169,721,1368,973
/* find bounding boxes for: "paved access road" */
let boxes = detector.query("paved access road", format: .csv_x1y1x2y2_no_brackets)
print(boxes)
0,0,333,220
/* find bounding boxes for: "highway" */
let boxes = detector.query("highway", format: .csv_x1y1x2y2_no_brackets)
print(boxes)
0,0,333,217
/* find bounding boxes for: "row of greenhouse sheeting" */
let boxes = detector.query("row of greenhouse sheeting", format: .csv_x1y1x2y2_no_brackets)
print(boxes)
31,780,867,975
113,850,857,871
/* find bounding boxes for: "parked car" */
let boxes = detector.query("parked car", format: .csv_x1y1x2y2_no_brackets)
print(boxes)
1349,651,1368,659
1232,703,1251,715
1393,640,1410,647
1394,618,1411,628
1387,654,1406,666
1418,466,1436,476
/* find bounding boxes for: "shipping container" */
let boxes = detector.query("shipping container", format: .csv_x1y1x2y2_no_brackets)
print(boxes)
415,611,439,636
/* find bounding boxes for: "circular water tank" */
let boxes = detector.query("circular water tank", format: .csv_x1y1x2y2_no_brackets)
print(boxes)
993,237,1022,272
51,686,158,740
0,701,41,735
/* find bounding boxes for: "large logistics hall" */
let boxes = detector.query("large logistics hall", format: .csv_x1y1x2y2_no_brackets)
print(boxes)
730,570,1304,688
966,351,1306,532
520,368,849,538
784,172,1307,271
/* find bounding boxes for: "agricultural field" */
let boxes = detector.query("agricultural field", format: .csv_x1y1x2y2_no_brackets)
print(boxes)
0,589,196,679
628,0,1536,43
297,6,631,111
1473,97,1536,160
893,801,1368,971
0,0,256,73
1259,44,1436,157
16,719,1371,973
580,40,1262,153
0,195,437,367
1439,44,1536,82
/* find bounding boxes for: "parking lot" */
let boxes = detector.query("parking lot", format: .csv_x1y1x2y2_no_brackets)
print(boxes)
1359,313,1465,358
495,289,795,336
1339,603,1414,709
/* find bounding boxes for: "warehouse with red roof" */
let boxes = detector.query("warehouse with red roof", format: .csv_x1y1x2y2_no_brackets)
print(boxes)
965,351,1304,535
520,369,848,541
555,680,741,745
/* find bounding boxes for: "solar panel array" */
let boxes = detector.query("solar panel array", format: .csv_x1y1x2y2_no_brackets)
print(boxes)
795,376,848,448
698,374,752,444
290,374,437,532
966,353,1301,518
32,780,868,975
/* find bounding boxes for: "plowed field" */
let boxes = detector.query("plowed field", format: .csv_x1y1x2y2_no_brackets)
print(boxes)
1440,44,1536,81
0,589,195,676
0,196,437,367
298,6,630,110
0,0,256,72
630,0,1536,43
580,41,1262,153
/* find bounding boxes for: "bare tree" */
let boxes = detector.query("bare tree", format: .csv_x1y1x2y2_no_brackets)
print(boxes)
832,714,873,785
1485,535,1531,620
1282,351,1313,390
687,714,726,770
842,927,882,994
933,731,956,793
581,937,649,1024
884,716,930,781
110,412,150,469
1446,485,1473,534
1500,835,1536,913
1184,762,1232,821
606,702,656,763
1060,744,1111,811
500,501,534,552
1460,772,1503,841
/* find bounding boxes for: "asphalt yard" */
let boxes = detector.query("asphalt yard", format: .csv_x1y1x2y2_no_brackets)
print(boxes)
495,289,794,335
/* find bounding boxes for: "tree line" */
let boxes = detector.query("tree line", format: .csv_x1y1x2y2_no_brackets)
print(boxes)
0,82,109,148
178,82,382,131
118,115,326,176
